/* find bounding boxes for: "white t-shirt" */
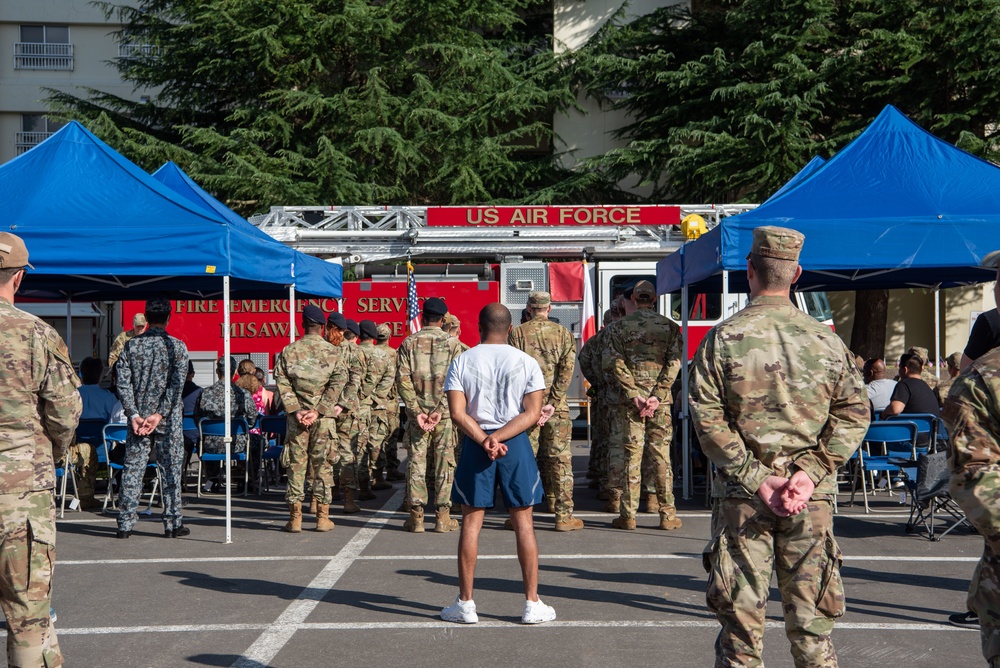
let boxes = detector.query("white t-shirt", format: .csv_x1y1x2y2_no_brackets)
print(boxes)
866,378,897,412
444,343,546,430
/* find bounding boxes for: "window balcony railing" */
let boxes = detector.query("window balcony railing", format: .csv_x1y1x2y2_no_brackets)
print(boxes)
15,131,53,155
118,43,159,60
14,42,74,70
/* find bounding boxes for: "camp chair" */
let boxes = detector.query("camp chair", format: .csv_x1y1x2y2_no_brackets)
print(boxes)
895,450,972,540
849,420,918,513
101,423,163,515
197,417,251,497
257,415,287,494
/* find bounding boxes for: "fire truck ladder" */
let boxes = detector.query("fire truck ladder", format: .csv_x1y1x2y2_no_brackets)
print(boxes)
250,205,758,264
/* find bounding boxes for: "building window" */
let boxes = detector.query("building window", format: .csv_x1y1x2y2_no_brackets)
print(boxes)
118,43,159,60
15,25,73,70
15,115,66,155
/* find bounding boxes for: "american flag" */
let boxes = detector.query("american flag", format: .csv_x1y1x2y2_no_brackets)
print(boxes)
406,261,421,334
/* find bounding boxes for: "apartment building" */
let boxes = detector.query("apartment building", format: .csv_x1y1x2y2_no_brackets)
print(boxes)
0,0,152,164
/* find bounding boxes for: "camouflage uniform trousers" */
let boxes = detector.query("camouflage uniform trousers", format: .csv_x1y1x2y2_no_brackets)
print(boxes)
377,408,402,473
405,419,456,510
367,409,390,476
425,427,462,500
609,405,675,520
0,490,62,668
587,394,608,482
528,409,574,519
704,497,845,668
285,417,338,505
69,441,99,501
335,411,365,491
354,407,375,485
119,428,183,532
951,464,1000,666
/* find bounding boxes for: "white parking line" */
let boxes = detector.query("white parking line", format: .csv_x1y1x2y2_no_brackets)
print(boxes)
230,488,403,668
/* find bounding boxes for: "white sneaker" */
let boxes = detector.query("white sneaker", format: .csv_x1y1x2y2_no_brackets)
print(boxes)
521,598,556,624
441,596,478,624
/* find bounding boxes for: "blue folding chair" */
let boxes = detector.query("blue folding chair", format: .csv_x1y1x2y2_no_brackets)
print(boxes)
197,418,251,497
849,420,918,513
885,413,939,455
101,423,162,515
257,415,287,494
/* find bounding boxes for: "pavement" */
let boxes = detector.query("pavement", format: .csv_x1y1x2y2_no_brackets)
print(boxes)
44,441,984,668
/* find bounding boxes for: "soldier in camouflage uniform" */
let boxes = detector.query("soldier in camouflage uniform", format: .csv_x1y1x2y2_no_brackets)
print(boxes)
603,280,683,530
0,234,80,667
274,305,348,532
375,324,404,482
194,356,259,491
907,345,940,390
689,227,870,668
510,291,583,531
330,316,365,513
116,298,190,538
107,312,147,371
935,351,962,407
397,297,465,533
357,320,395,498
579,301,624,499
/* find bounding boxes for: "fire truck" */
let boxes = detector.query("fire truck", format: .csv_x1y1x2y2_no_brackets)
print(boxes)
119,204,834,400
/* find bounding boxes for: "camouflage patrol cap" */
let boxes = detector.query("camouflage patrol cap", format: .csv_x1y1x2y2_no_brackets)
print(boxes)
528,291,551,307
443,313,460,331
907,346,929,364
747,225,804,262
133,313,147,326
632,280,656,302
0,232,33,270
375,323,391,341
946,351,962,369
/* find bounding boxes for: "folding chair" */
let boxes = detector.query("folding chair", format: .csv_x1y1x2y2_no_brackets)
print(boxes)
102,423,163,514
197,418,251,497
257,415,287,494
885,413,938,455
181,415,198,492
55,463,78,519
849,420,918,513
59,418,106,517
897,450,972,540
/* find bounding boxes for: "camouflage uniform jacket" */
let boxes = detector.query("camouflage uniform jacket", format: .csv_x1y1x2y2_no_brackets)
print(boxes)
509,316,576,409
689,295,870,499
378,342,399,405
337,340,364,414
117,327,189,434
603,309,682,406
194,379,258,454
273,334,347,416
0,298,81,493
360,341,395,411
935,375,957,408
942,348,1000,472
396,325,464,419
578,327,608,399
108,328,138,369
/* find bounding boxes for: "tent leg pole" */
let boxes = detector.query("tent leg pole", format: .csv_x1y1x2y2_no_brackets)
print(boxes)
289,286,296,345
224,276,232,545
934,288,941,379
65,296,73,362
682,283,691,501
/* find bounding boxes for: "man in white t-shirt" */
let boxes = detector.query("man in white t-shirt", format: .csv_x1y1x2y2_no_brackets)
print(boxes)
440,303,556,625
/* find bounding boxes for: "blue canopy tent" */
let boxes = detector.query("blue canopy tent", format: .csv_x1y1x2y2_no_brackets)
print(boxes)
656,105,1000,498
0,121,305,543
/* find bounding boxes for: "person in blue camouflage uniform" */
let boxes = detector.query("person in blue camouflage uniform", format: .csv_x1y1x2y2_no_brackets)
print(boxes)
195,356,259,492
116,298,190,538
0,233,80,667
689,227,869,668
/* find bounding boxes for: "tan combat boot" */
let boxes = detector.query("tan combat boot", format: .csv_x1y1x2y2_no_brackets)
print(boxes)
283,503,303,533
308,496,318,515
358,479,376,501
434,507,459,533
611,517,636,530
546,495,556,514
343,488,360,514
643,493,660,515
315,503,335,532
554,515,585,532
371,469,392,491
404,506,425,533
659,508,683,531
603,491,621,514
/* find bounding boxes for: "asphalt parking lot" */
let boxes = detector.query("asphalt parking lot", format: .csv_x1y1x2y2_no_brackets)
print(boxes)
44,442,983,668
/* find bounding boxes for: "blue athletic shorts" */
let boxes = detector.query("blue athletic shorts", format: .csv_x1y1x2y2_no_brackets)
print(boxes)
451,430,543,509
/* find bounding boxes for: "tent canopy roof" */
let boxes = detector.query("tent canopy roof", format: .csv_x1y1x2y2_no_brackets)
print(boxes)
0,121,296,300
657,106,1000,294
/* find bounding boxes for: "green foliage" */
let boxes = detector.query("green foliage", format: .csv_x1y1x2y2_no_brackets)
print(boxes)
576,0,1000,203
48,0,601,214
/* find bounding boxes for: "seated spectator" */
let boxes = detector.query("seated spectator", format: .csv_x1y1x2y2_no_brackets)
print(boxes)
882,353,940,449
935,352,962,406
195,356,259,493
863,358,896,414
254,368,275,416
907,346,939,390
182,360,202,451
73,357,122,510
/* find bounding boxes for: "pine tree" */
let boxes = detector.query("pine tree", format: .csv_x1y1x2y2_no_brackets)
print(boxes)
48,0,586,214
